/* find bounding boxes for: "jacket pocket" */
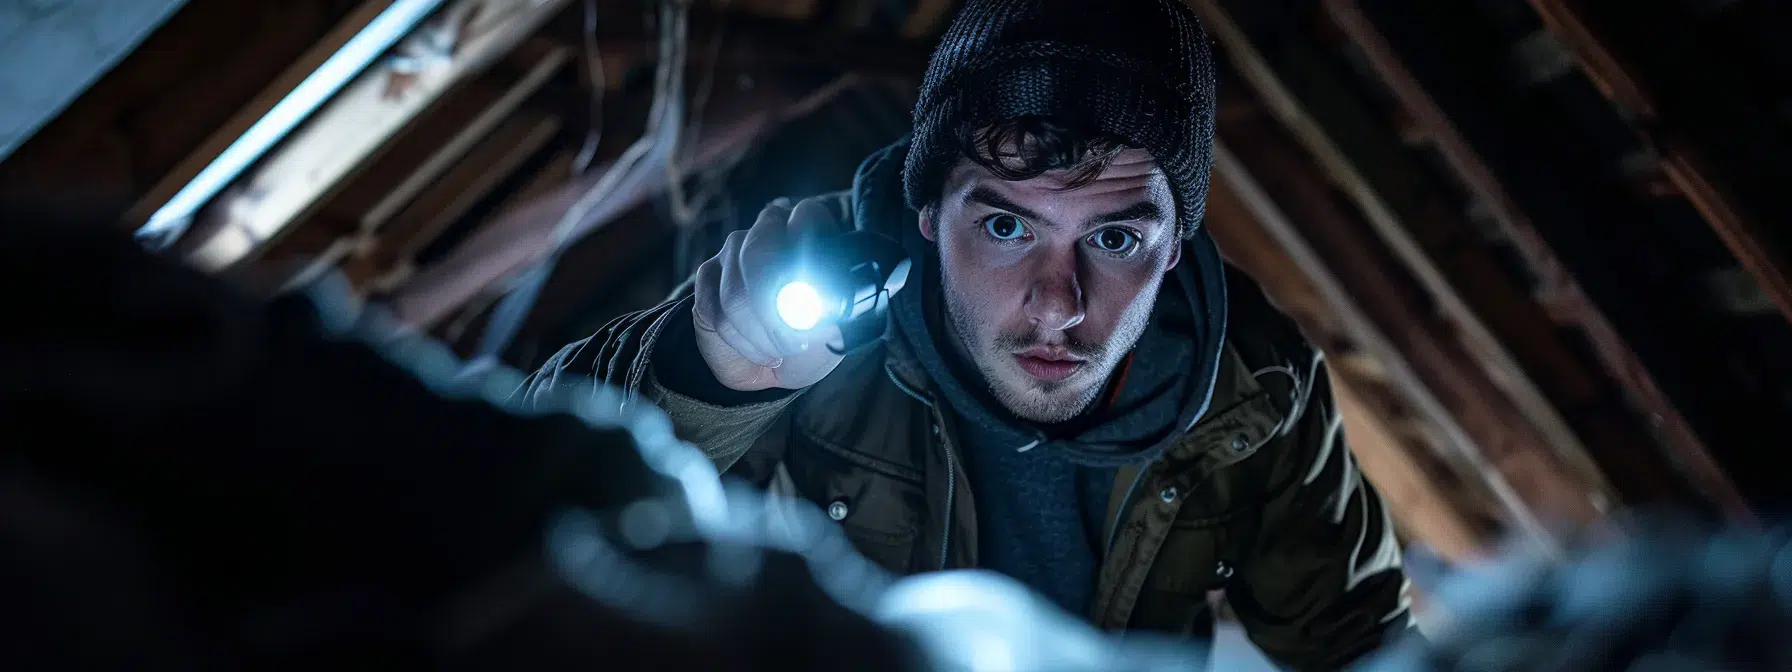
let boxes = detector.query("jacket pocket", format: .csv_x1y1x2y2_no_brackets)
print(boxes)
783,428,926,575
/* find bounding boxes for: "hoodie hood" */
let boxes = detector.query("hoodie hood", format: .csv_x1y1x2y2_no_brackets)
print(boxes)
853,139,1229,468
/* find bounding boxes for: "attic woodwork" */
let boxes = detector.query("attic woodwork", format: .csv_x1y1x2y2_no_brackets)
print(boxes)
1318,0,1750,520
176,0,577,273
1522,0,1792,328
8,0,1788,566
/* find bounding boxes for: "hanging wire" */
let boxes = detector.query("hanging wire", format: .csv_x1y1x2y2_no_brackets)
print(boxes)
473,0,689,361
570,0,606,175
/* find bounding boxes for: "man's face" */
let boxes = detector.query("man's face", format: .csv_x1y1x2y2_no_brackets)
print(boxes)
921,148,1181,423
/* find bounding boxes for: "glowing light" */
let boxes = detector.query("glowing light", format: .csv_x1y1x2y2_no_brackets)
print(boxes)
775,281,827,331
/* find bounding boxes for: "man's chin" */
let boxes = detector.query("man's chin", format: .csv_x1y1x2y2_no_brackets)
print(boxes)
991,377,1100,424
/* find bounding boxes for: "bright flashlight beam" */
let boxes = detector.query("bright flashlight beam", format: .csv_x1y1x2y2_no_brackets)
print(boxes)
776,281,827,331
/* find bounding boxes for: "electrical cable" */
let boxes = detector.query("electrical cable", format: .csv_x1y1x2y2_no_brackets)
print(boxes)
472,0,688,362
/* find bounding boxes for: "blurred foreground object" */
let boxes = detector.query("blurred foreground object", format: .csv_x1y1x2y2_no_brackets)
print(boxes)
0,209,916,670
0,209,1208,671
1360,515,1792,671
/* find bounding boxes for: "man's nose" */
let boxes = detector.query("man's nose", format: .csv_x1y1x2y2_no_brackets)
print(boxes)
1024,263,1085,332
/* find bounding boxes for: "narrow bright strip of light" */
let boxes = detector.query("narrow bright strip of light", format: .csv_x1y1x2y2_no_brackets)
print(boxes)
136,0,447,242
776,281,827,331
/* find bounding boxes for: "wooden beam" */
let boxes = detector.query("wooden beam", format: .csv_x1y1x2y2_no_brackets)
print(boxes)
1189,0,1618,508
1522,0,1792,329
358,112,564,289
121,0,400,227
385,74,869,328
1333,376,1486,562
363,45,568,232
0,0,371,219
1208,166,1496,561
1214,128,1598,546
1319,0,1750,521
176,0,575,272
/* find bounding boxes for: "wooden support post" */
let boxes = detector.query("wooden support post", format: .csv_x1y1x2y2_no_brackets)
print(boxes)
1319,0,1751,522
1522,0,1792,330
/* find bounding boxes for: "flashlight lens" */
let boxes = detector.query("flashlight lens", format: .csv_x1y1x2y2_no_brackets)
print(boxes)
776,281,827,331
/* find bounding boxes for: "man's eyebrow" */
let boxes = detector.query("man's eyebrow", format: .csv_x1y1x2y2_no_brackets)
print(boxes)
964,185,1041,221
1088,201,1164,227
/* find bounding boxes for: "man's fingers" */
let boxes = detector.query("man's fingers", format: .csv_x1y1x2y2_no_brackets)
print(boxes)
785,196,843,238
717,319,777,368
717,228,785,366
692,256,724,332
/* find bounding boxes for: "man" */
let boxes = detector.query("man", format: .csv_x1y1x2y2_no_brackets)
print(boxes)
525,0,1412,668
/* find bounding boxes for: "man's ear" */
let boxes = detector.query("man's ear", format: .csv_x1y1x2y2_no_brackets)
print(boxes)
1165,236,1182,271
919,206,937,242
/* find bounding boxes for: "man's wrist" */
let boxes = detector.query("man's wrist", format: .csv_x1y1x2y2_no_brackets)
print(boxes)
652,305,793,406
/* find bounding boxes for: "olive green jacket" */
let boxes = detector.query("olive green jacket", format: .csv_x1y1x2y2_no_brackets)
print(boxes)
522,187,1412,670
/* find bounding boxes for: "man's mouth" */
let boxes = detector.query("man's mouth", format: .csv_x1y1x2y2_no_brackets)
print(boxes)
1013,346,1086,383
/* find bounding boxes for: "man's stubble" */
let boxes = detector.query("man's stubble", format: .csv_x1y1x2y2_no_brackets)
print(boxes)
939,263,1159,424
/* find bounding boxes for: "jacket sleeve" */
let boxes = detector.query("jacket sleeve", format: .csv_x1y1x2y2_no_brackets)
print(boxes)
1226,351,1416,671
518,288,799,474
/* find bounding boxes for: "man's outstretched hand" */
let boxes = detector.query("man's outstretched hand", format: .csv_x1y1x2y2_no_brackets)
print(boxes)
691,197,848,392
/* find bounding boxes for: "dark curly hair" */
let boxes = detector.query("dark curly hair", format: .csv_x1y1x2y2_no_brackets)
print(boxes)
958,116,1134,191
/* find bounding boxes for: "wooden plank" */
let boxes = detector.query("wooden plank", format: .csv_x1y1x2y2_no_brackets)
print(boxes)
1523,0,1792,329
1334,376,1486,561
369,112,564,286
1189,0,1618,505
1214,130,1597,548
359,45,568,231
387,75,867,328
0,0,368,220
122,0,399,227
179,0,575,272
1208,166,1494,561
1320,0,1750,521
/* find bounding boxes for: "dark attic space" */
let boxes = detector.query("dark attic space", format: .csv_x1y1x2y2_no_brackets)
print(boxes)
5,0,1792,669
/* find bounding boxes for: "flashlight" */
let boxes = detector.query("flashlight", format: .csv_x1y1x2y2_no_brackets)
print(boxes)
772,230,911,354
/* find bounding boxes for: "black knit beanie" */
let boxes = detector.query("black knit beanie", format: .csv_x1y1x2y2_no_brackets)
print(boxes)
903,0,1217,237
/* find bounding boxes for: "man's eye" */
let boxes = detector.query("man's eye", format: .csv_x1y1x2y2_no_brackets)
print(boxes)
1089,227,1139,254
982,214,1029,241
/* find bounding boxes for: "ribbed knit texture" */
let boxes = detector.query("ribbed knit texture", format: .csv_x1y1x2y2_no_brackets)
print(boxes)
903,0,1218,238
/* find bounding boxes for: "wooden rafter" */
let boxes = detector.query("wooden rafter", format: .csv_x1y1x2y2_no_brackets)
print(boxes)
1187,0,1618,514
177,0,576,272
121,0,399,228
386,74,871,328
1207,166,1496,561
1213,131,1595,547
1319,0,1751,521
1523,0,1792,329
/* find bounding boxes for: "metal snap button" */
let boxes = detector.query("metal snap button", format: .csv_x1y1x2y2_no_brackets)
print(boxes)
1159,486,1178,503
1230,433,1251,453
1215,561,1234,579
827,500,850,521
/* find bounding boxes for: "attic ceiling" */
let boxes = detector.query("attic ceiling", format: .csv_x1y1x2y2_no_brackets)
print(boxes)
3,0,1788,561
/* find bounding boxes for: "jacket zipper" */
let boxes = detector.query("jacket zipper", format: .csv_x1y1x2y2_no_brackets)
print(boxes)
884,364,953,570
937,431,955,570
1104,464,1150,555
